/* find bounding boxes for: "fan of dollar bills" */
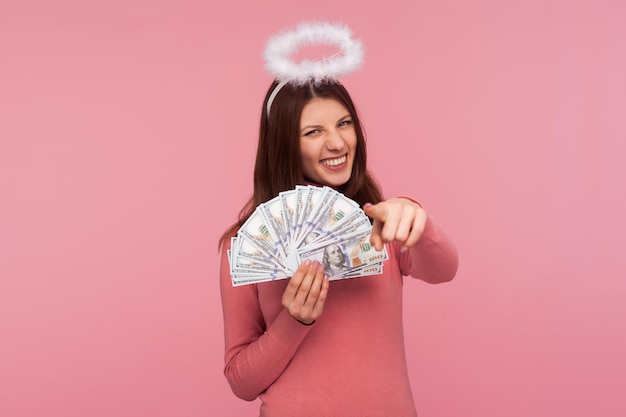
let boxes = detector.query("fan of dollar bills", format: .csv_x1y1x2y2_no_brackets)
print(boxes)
228,185,388,286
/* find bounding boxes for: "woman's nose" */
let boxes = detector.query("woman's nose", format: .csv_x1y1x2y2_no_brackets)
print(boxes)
325,130,346,150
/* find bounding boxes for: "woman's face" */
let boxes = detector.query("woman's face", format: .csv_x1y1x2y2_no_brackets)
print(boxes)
299,97,357,188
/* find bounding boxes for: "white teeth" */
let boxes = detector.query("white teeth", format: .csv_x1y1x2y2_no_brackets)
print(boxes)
321,155,346,167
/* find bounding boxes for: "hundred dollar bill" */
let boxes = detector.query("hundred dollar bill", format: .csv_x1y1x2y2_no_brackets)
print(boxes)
230,250,284,276
291,185,309,245
341,263,384,279
231,273,288,286
231,267,289,281
327,211,371,238
229,240,289,285
296,231,388,278
292,185,329,246
343,232,388,267
231,233,283,269
258,196,290,253
296,190,359,248
278,189,297,246
313,190,360,230
229,236,266,266
302,208,371,248
238,207,286,264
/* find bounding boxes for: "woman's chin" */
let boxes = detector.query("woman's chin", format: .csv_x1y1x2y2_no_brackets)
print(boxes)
303,174,350,188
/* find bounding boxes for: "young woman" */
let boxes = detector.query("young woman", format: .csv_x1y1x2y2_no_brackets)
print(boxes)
218,80,459,417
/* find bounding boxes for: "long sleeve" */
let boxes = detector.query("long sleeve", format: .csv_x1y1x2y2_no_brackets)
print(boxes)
219,239,313,401
398,213,459,283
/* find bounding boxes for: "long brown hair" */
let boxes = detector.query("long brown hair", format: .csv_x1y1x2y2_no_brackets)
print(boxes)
219,80,383,249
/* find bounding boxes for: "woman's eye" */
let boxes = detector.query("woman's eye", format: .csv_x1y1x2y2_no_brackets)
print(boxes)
304,129,320,136
338,119,352,127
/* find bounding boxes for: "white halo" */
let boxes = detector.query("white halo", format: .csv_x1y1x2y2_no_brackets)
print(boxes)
263,21,364,86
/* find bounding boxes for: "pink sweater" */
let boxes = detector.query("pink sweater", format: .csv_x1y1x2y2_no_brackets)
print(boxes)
220,213,458,417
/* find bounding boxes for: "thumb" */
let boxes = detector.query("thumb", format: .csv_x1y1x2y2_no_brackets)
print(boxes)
364,203,385,251
369,218,384,252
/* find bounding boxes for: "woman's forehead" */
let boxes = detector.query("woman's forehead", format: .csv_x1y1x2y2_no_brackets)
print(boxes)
300,98,349,124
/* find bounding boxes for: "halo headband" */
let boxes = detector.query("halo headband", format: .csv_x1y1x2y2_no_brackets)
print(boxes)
264,21,364,118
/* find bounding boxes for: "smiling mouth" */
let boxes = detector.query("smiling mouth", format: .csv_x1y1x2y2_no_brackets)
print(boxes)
320,154,347,167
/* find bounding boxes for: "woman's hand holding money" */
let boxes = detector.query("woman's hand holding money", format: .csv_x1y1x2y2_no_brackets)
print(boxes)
282,260,330,325
363,198,427,253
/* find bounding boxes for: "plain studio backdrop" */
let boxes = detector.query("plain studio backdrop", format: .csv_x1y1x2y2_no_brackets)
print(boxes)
1,1,625,416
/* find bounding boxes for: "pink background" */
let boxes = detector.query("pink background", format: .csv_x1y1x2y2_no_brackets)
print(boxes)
1,1,625,416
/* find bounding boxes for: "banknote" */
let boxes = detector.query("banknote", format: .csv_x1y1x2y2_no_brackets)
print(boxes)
295,189,360,249
258,196,290,251
292,185,329,247
295,231,388,278
279,190,297,245
227,185,387,286
238,207,286,263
